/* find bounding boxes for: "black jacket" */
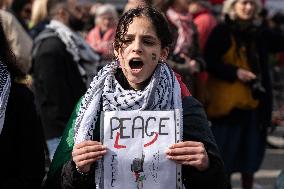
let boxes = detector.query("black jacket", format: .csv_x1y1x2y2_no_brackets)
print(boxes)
32,32,86,139
60,96,227,189
204,20,284,128
0,83,45,189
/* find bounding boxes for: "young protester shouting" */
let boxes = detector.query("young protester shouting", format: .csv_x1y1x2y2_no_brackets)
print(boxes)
45,6,227,189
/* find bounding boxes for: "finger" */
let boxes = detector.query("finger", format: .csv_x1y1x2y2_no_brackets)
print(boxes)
167,154,199,162
248,72,256,79
76,156,103,168
74,150,107,162
169,141,203,149
165,146,204,156
72,145,107,156
74,141,102,149
174,159,201,166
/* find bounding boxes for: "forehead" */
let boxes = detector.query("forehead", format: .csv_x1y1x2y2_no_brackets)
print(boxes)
126,16,157,36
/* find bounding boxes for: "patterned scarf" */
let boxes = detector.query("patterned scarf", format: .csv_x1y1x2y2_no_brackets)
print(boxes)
74,61,183,144
166,8,194,55
74,61,183,188
47,20,100,64
0,61,11,135
47,20,100,86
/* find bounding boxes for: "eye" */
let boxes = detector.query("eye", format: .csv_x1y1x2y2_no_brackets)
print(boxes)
122,37,133,45
143,39,155,46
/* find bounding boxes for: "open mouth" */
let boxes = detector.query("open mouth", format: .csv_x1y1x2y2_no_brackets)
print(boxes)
129,58,144,71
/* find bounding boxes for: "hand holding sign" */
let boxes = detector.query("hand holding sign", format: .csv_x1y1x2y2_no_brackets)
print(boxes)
165,141,209,171
72,140,107,173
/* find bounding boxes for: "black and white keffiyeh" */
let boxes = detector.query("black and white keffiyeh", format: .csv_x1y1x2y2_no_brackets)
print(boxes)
47,20,100,86
73,61,183,188
0,61,11,135
47,20,100,64
74,61,183,144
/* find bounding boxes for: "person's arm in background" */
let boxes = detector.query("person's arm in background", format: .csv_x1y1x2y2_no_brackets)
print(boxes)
168,22,206,75
193,13,217,52
204,23,239,82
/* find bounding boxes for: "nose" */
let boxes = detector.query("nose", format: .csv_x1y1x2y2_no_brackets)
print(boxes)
132,38,142,53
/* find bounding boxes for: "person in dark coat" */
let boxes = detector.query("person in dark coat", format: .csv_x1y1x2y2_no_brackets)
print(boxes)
0,19,45,189
204,0,284,188
32,0,99,161
43,6,227,189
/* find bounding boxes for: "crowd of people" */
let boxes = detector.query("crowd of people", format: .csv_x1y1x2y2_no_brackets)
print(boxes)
0,0,284,189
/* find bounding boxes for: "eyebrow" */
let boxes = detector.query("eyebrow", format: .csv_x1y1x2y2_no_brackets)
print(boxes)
125,34,158,40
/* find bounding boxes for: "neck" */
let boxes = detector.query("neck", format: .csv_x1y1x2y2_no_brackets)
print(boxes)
129,79,149,91
115,69,150,91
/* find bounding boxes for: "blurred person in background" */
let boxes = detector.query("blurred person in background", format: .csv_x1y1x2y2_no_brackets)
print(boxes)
188,0,217,53
32,0,99,161
79,0,97,36
153,0,206,100
86,4,118,62
0,19,45,189
29,0,50,39
204,0,284,188
10,0,33,32
188,0,218,105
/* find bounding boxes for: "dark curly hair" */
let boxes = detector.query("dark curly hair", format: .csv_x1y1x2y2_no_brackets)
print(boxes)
114,6,173,52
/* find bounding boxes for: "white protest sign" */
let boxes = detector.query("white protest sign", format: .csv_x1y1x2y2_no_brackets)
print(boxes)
101,110,182,189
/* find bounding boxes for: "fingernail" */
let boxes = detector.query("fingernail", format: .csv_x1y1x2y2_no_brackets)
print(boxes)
165,149,170,154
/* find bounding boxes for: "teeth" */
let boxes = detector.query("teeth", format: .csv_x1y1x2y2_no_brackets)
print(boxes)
131,59,141,62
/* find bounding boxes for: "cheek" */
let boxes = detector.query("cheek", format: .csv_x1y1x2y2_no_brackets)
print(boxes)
118,57,125,68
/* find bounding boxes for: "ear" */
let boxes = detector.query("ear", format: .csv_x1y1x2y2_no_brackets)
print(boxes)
160,47,169,61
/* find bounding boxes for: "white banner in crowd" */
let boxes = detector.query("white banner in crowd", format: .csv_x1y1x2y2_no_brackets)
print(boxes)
101,110,182,189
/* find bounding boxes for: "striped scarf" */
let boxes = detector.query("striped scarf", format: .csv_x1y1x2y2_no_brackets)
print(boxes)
166,8,194,55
